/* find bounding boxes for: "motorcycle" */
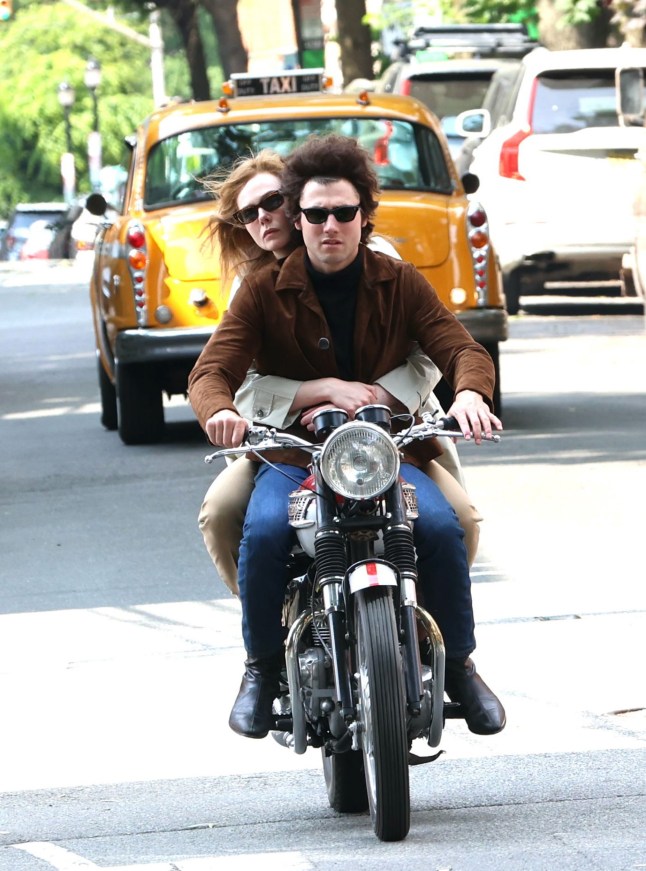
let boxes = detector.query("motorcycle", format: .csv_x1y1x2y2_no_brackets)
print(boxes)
205,405,500,842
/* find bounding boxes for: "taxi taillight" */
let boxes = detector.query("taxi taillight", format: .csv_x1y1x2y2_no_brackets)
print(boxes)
467,202,491,303
127,226,146,248
128,249,147,270
126,222,148,324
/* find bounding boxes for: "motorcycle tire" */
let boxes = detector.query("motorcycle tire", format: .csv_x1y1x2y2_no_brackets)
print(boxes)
354,587,410,841
321,748,368,814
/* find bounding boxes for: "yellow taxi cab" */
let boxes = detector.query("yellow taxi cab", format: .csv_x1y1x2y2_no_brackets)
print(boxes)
87,69,507,444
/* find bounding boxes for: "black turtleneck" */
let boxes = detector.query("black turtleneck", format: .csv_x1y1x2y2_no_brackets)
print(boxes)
306,250,362,380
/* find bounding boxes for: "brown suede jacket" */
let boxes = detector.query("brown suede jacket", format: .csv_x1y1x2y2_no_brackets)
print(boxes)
188,245,495,467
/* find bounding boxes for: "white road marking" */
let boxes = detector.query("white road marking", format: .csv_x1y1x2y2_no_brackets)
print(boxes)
14,843,100,868
14,843,314,870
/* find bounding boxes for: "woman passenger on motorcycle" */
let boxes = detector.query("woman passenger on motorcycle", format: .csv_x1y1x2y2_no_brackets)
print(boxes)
198,151,482,596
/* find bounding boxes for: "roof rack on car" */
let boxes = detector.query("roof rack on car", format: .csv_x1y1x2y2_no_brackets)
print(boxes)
394,23,539,61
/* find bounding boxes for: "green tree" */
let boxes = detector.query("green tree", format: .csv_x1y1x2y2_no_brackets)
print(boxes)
96,0,246,97
461,0,618,47
159,0,211,99
335,0,373,84
201,0,247,78
607,0,646,45
0,0,194,214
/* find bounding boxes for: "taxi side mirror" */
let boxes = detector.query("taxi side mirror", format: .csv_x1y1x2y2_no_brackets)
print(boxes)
616,67,644,127
85,193,108,217
461,173,480,195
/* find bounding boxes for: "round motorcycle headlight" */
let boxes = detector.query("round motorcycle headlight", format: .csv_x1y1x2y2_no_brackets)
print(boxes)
320,421,400,500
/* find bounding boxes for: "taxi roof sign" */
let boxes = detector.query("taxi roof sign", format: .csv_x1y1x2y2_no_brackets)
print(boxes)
230,69,326,98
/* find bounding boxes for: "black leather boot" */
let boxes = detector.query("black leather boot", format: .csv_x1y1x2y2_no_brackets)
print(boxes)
444,657,506,735
228,651,284,739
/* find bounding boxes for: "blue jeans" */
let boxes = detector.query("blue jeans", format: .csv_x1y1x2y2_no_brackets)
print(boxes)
237,462,476,660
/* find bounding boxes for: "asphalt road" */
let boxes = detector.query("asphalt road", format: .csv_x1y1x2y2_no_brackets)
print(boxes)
0,262,645,870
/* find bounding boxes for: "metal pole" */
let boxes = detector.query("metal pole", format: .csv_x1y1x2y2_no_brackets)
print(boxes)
290,0,305,68
84,59,102,190
64,106,73,154
91,90,99,133
58,82,76,203
149,8,167,107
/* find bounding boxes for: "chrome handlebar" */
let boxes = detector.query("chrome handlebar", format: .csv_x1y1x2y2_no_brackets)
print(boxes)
204,413,500,465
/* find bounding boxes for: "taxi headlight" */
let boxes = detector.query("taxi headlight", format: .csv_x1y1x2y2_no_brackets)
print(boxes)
320,421,400,500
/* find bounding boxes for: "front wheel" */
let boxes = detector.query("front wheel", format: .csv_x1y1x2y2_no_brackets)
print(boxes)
321,748,368,813
355,588,410,841
503,270,522,316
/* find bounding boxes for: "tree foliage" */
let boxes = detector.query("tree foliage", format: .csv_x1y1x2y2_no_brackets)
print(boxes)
335,0,373,83
0,0,232,214
0,3,150,212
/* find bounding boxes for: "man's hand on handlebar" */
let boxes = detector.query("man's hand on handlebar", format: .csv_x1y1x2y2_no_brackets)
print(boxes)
447,390,502,444
205,409,249,448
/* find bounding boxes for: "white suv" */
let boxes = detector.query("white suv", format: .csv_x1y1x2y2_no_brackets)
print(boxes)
456,46,646,313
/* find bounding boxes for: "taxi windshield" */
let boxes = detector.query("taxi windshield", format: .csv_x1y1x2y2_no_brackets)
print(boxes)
144,116,453,209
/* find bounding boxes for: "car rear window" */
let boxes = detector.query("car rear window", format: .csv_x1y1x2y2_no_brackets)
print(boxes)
144,117,453,209
12,210,66,230
531,68,646,133
407,72,494,119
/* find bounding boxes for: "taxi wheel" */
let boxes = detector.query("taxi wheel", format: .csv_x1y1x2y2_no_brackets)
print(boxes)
433,343,502,418
97,357,118,431
503,272,521,316
481,342,502,418
116,363,165,445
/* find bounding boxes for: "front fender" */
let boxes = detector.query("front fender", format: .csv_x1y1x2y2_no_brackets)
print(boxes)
347,560,398,594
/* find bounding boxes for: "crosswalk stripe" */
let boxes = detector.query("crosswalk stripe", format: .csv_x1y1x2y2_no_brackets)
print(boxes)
14,843,315,870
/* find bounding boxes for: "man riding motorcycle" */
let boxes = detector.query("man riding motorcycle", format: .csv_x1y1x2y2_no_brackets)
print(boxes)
188,133,506,741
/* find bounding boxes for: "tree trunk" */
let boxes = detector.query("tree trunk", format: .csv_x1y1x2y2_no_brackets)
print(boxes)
335,0,373,86
201,0,248,79
537,0,615,48
161,0,211,100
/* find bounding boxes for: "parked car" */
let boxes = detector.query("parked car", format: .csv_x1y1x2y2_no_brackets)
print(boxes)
70,206,102,257
0,203,68,261
455,46,646,313
19,219,56,260
375,24,537,158
86,69,507,445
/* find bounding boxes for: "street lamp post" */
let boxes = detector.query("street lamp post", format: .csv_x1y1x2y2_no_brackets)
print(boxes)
57,81,76,204
84,57,102,191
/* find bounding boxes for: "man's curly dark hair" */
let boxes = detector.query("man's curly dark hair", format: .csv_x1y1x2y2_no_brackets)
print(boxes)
281,134,380,243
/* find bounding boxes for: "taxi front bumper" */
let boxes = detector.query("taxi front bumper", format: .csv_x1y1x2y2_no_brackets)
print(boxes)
113,312,508,369
115,326,216,365
456,307,508,344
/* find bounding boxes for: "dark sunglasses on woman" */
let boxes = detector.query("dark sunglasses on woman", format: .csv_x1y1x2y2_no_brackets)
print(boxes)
299,205,361,225
233,191,285,225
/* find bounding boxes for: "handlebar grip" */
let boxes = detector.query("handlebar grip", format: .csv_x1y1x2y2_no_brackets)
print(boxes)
438,415,461,432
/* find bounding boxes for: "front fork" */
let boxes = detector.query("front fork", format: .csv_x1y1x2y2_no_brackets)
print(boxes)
383,484,425,715
286,475,445,752
384,483,445,746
